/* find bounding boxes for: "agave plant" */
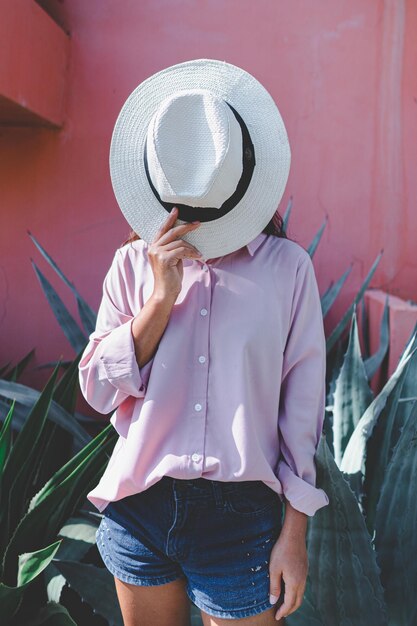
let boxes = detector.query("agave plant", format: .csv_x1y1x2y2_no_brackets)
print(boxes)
0,361,124,625
297,318,417,626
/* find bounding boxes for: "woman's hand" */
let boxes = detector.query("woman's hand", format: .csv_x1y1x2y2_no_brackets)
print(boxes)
148,206,203,300
269,504,309,621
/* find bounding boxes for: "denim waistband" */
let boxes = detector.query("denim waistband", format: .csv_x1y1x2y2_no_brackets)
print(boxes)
158,475,269,498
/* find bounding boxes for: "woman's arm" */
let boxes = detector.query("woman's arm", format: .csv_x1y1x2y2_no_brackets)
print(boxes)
131,206,203,368
130,290,177,369
78,207,202,415
275,253,329,517
269,252,329,621
269,502,309,621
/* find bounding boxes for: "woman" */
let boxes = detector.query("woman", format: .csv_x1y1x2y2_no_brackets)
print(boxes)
79,59,330,625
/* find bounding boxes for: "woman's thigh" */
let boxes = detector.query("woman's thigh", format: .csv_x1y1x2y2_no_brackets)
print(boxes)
114,575,191,626
200,606,285,626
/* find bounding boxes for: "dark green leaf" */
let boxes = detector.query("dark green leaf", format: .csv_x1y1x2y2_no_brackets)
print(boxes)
18,540,63,586
340,342,417,501
364,293,390,381
2,349,36,382
364,332,417,533
24,601,77,626
374,400,417,625
28,231,97,335
332,307,373,466
45,515,100,603
0,380,91,451
0,581,24,622
31,260,87,352
399,321,417,423
52,561,123,626
2,426,115,584
307,437,388,625
306,215,328,259
1,364,62,543
53,348,84,416
282,195,293,233
360,292,370,359
326,251,383,353
0,399,15,475
321,265,352,319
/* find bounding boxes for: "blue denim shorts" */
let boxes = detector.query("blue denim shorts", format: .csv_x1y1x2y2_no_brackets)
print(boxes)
95,475,285,620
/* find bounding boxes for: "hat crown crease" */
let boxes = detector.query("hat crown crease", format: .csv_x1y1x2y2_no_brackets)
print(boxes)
146,89,243,209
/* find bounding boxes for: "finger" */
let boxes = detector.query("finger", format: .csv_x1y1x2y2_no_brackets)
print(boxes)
278,587,304,620
152,207,179,243
162,246,203,264
152,207,199,243
274,582,297,620
269,570,282,605
156,220,201,248
160,239,203,257
293,588,304,611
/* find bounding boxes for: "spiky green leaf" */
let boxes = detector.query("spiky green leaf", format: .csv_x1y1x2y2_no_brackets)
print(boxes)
0,380,91,451
321,265,352,319
24,601,77,626
282,195,293,233
340,342,417,501
1,364,61,543
332,307,373,466
363,293,390,381
363,334,417,533
0,399,15,475
326,251,383,353
17,540,62,587
52,561,123,626
306,216,328,258
1,426,115,585
0,581,24,622
307,437,388,625
45,515,100,603
374,400,417,625
28,231,96,335
31,260,87,352
2,349,36,382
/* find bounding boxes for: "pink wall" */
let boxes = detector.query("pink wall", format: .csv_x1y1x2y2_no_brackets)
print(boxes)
1,0,416,395
0,0,69,126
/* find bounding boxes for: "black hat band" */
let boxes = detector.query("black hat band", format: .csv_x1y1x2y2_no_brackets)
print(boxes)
143,101,256,223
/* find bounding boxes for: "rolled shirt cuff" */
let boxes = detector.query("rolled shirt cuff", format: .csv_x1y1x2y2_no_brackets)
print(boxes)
277,459,330,517
99,317,153,398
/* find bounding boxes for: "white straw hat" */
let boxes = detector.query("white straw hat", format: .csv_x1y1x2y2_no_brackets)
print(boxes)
109,58,291,260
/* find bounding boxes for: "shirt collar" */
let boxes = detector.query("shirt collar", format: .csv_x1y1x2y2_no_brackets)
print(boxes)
246,231,267,256
183,231,266,267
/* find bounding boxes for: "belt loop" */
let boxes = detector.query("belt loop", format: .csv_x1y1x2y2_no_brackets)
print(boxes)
211,481,224,507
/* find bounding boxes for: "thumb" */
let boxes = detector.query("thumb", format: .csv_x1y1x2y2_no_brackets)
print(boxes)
269,571,282,604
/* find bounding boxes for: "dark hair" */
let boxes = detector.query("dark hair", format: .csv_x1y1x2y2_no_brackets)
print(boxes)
119,207,289,249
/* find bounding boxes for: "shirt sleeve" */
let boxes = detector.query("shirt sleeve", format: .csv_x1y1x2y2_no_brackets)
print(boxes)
78,247,155,415
276,254,330,517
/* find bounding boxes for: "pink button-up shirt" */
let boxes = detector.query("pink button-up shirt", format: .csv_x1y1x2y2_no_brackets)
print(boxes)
78,231,330,516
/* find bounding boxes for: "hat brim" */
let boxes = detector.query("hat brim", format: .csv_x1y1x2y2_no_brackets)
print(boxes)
109,58,291,260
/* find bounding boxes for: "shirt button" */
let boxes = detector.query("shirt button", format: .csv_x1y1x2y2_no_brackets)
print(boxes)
200,308,208,316
191,453,201,462
194,403,202,411
198,355,206,363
